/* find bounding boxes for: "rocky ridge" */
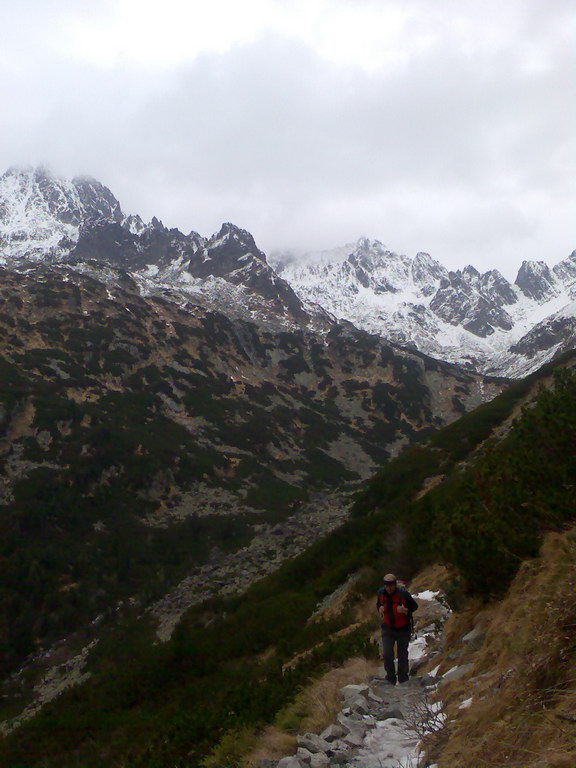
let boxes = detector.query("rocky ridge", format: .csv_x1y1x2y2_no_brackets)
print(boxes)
276,242,576,378
2,166,576,378
0,167,308,325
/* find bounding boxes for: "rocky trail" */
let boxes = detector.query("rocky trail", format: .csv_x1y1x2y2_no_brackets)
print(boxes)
269,589,450,768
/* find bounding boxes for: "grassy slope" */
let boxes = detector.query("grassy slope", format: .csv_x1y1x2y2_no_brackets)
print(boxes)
423,526,576,768
1,353,576,766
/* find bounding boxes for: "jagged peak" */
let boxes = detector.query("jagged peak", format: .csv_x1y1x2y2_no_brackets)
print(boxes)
481,268,512,287
553,250,576,271
413,251,434,263
212,222,257,245
150,216,165,231
483,268,506,279
514,259,559,303
348,239,405,272
123,214,146,235
206,223,266,263
516,259,555,278
353,237,391,254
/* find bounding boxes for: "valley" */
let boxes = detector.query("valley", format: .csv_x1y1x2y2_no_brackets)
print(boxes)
0,166,575,767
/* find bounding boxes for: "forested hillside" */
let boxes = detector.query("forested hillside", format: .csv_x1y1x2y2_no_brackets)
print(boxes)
2,354,574,766
0,262,499,679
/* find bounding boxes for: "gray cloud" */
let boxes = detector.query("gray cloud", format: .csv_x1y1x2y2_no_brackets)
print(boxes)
0,1,574,279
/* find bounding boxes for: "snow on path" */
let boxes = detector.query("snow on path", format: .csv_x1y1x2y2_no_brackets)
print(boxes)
350,595,444,768
279,589,450,768
349,590,448,768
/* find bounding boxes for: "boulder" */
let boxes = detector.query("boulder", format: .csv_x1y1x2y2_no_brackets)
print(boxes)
367,689,384,703
380,708,404,720
336,714,367,737
462,626,486,647
310,754,330,768
277,757,305,768
342,730,365,747
441,663,474,684
319,724,346,742
296,734,332,754
340,683,370,700
325,739,349,755
295,747,313,764
346,694,371,715
409,656,430,675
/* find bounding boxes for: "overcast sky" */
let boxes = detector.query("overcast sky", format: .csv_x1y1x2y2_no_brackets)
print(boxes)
1,0,575,278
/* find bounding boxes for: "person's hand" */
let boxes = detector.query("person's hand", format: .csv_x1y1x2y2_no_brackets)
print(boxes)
397,605,408,614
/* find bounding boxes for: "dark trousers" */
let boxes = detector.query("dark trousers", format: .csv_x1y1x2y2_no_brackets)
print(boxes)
381,626,410,683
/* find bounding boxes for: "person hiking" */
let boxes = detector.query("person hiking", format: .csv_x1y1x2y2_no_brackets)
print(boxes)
376,573,418,685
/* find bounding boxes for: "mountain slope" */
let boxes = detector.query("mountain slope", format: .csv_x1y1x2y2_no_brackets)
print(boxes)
1,354,575,767
0,166,123,261
0,258,501,677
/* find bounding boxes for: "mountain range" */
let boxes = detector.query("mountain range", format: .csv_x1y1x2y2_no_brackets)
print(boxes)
3,165,576,381
273,240,576,377
1,166,575,379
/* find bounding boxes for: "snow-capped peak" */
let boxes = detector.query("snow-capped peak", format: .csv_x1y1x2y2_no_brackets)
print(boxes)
278,237,576,375
2,165,576,380
514,260,559,303
0,165,123,263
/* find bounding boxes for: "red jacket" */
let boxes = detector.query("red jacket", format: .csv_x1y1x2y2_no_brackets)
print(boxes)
377,587,417,630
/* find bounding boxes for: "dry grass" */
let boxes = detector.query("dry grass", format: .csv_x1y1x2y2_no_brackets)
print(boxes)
241,727,296,768
409,563,452,595
428,526,576,768
243,657,378,767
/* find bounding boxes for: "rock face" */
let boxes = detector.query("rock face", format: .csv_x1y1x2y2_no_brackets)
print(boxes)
276,240,576,377
553,250,576,290
429,271,514,336
0,166,123,261
70,218,204,273
186,223,306,318
515,260,558,303
489,301,576,377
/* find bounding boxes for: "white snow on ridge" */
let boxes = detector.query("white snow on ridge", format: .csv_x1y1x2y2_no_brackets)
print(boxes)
279,239,576,376
2,166,576,378
0,168,80,262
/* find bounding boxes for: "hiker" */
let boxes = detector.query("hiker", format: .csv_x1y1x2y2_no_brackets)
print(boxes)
376,573,418,685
